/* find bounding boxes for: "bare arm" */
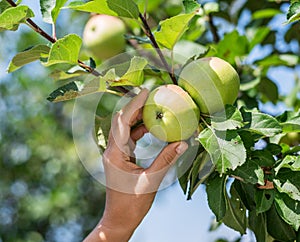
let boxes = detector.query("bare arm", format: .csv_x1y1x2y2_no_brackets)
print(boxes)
83,89,188,242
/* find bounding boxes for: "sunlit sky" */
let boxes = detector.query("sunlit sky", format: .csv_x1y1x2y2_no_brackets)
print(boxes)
1,1,298,242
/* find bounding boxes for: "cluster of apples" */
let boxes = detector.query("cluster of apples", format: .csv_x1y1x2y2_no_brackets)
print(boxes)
82,15,240,143
143,57,240,142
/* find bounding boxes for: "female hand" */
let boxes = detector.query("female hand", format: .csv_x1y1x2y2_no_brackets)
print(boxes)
84,89,188,242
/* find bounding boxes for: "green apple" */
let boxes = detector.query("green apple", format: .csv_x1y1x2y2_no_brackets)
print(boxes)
178,57,240,114
142,84,200,142
82,15,126,60
280,132,300,146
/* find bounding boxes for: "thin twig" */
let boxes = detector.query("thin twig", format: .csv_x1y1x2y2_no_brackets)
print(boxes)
138,13,177,85
207,13,220,43
6,0,134,96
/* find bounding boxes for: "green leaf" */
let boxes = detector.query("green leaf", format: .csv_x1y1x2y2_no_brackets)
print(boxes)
287,2,300,23
47,75,107,102
0,1,11,13
7,45,50,73
198,129,246,173
250,150,276,167
275,155,300,175
206,172,227,221
40,0,68,24
154,13,195,50
275,192,300,231
50,69,87,81
47,81,84,102
107,0,139,19
249,210,267,242
183,0,200,14
255,54,299,68
222,184,247,234
274,178,300,201
44,34,82,66
244,110,282,137
109,56,148,86
211,105,244,131
252,8,281,19
0,5,34,31
247,27,271,50
280,114,300,133
266,204,296,242
258,77,279,104
230,159,264,185
255,189,275,214
215,30,248,65
186,151,213,199
66,0,117,16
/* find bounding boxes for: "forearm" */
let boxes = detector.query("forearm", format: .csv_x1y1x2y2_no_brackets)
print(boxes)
83,222,134,242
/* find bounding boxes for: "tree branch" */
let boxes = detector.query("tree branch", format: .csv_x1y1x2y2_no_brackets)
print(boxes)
138,13,177,85
207,13,220,43
5,0,134,96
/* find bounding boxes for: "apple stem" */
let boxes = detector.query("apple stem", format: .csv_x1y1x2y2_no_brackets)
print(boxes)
5,0,134,97
138,13,178,85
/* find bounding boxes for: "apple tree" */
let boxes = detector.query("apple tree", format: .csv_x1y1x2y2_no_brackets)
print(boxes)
1,0,300,241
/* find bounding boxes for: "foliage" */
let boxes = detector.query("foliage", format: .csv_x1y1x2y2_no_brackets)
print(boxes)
1,0,300,241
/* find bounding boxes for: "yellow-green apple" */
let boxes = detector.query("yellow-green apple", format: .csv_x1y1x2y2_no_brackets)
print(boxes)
82,15,126,60
142,84,200,142
280,132,300,146
178,57,240,114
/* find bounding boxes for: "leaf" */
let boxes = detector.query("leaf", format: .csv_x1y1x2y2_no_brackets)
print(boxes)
247,26,271,50
211,105,244,131
47,81,84,102
44,34,82,66
255,54,299,68
40,0,68,24
274,179,300,201
198,129,246,173
7,45,50,72
222,184,247,234
154,13,195,50
244,110,282,137
215,30,248,65
280,114,300,133
275,155,300,175
252,8,281,19
255,189,275,214
230,159,264,185
183,0,200,14
50,69,87,81
275,192,300,231
66,0,117,16
287,2,300,24
258,77,279,104
0,5,34,31
47,75,106,102
109,56,148,87
107,0,139,19
0,1,11,13
266,204,296,242
250,150,276,167
206,172,227,221
249,210,267,242
186,151,214,199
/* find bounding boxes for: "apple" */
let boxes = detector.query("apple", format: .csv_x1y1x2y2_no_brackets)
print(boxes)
280,132,300,146
178,57,240,114
82,15,126,60
142,84,200,142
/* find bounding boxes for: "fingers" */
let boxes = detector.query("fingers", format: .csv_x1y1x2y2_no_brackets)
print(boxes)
110,89,149,146
147,142,188,174
130,124,148,144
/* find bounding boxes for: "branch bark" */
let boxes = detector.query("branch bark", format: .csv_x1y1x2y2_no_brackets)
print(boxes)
5,0,134,96
138,13,178,85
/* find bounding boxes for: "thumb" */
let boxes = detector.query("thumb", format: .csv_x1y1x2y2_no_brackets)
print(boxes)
147,141,188,173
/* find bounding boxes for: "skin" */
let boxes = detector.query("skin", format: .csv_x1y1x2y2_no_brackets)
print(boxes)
84,88,188,242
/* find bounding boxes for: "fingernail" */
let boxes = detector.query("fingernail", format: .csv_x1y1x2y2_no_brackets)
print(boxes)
176,142,188,155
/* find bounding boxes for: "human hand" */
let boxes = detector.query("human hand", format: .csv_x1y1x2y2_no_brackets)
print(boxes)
84,89,188,242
